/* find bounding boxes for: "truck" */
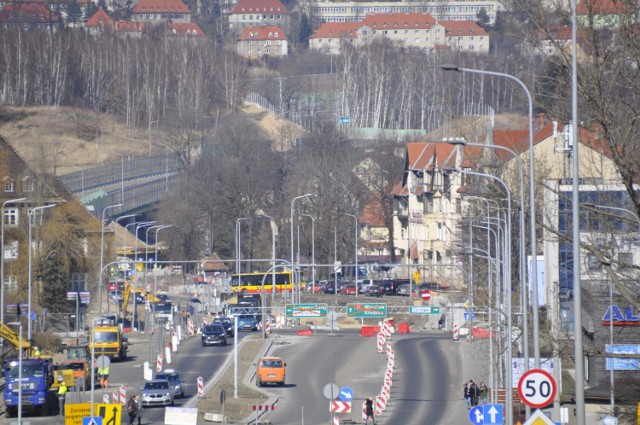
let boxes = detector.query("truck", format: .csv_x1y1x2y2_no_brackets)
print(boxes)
89,325,127,361
3,358,57,417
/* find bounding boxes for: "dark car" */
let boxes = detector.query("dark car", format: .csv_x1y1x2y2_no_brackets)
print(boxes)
323,282,337,294
367,285,382,297
201,324,227,346
423,281,451,291
381,280,398,296
237,315,259,332
396,283,412,296
213,317,234,337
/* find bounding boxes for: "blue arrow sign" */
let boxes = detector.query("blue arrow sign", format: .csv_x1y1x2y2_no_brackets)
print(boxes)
469,406,483,425
339,386,354,402
83,417,103,425
483,404,503,424
464,311,476,321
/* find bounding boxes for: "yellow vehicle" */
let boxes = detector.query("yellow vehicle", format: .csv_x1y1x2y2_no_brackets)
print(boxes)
89,325,127,361
51,365,75,391
0,322,36,357
120,280,161,316
256,357,286,387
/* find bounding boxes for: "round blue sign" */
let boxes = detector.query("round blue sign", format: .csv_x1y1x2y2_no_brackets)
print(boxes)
339,386,354,402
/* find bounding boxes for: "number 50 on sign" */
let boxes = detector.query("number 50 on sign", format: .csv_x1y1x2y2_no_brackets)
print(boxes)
517,369,557,409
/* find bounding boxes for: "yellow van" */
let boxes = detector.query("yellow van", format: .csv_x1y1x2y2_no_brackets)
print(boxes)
256,357,286,387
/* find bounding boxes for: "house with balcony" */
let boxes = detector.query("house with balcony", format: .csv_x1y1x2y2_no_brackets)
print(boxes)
131,0,192,23
236,25,288,58
229,0,290,36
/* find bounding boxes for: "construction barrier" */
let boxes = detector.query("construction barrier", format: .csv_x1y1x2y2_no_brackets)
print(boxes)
297,329,313,336
453,322,460,341
156,354,163,372
197,376,204,397
360,325,379,337
397,322,410,333
119,385,126,405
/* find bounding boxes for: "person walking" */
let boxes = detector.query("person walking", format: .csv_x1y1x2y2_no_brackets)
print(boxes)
365,397,376,425
135,393,143,425
478,381,488,405
98,365,110,388
127,395,139,425
57,381,68,415
464,380,474,408
471,381,479,406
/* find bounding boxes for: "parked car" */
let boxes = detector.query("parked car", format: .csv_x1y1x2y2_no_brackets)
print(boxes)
213,317,234,337
367,285,383,297
342,284,357,295
155,369,185,398
256,357,286,387
140,379,174,407
237,315,259,332
423,281,451,291
305,281,322,293
201,324,227,346
395,283,412,296
381,280,400,296
323,282,337,294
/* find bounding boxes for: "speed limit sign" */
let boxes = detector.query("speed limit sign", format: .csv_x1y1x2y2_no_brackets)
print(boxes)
517,369,557,408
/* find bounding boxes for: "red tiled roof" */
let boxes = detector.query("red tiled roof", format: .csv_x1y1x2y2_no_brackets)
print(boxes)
167,22,205,37
406,142,457,171
576,0,633,15
238,25,287,40
132,0,190,14
231,0,289,15
440,20,488,37
311,22,359,39
392,181,407,197
0,3,58,23
85,7,113,28
116,20,145,32
361,12,437,30
362,196,386,227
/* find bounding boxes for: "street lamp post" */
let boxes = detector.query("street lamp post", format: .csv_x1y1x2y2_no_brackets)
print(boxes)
290,194,313,304
344,213,358,296
439,65,541,370
257,215,276,306
133,221,155,331
235,218,251,287
99,203,124,317
8,321,22,424
153,225,173,296
114,214,137,265
114,154,127,205
301,214,315,291
28,204,57,341
1,198,26,325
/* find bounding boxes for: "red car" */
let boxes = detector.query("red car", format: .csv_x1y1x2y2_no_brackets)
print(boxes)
305,282,322,293
342,285,357,295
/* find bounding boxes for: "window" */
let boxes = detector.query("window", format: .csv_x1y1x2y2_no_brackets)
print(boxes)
4,181,13,192
23,177,33,192
3,208,18,227
71,273,86,292
401,227,406,239
4,275,17,293
436,222,443,240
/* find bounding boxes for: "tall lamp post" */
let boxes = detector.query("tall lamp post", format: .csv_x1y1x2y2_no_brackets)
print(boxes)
1,197,26,324
99,203,124,317
290,194,313,304
301,214,315,290
8,321,22,424
235,217,251,288
28,204,57,341
439,65,541,370
153,225,173,296
344,213,359,296
133,221,155,331
114,154,127,205
257,215,276,306
114,214,137,265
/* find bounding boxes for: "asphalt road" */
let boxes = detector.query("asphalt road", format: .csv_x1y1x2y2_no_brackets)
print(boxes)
0,329,251,425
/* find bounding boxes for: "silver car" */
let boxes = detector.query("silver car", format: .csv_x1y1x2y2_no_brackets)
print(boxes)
155,369,185,398
141,379,174,407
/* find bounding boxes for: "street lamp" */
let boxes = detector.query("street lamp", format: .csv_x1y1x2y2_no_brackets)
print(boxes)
153,225,173,296
344,213,359,296
99,203,124,317
290,194,313,304
256,215,276,307
581,203,640,416
28,204,57,341
114,214,137,264
7,321,22,424
1,197,26,325
235,217,251,287
133,221,155,331
301,214,315,291
439,65,541,371
114,154,127,205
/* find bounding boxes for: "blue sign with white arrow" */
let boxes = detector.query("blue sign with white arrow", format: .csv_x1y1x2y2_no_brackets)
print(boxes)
339,386,354,402
83,417,103,425
483,404,503,424
469,406,484,424
464,311,476,321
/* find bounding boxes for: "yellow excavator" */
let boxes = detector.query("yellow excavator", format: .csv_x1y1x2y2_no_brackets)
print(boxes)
120,280,161,315
0,322,36,357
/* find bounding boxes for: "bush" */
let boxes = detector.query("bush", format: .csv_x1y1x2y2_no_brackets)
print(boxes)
32,332,63,355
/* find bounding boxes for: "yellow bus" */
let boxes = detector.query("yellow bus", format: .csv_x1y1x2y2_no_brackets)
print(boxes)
231,271,298,293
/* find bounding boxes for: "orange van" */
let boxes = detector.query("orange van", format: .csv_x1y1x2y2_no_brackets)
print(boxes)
256,357,286,387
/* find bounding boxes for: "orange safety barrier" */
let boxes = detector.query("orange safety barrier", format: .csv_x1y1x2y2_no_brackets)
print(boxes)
397,322,410,334
360,325,380,337
297,329,313,336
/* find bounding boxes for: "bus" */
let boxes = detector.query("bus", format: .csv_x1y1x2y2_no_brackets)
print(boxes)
230,271,298,293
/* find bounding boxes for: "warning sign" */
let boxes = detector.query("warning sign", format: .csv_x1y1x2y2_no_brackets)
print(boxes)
64,403,121,425
65,403,92,425
95,403,122,425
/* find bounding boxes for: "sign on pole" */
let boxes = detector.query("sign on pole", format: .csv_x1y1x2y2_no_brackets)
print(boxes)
346,303,387,318
517,369,557,409
420,290,431,301
285,304,328,318
409,306,440,315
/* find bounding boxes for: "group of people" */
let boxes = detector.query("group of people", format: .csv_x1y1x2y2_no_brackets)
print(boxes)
463,380,488,408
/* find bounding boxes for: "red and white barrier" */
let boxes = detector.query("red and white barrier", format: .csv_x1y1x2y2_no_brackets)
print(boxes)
376,334,384,353
112,390,118,404
103,394,109,404
188,319,194,336
333,416,340,425
252,405,275,411
165,344,172,364
362,401,367,423
197,376,204,397
119,385,126,405
156,354,163,372
202,317,208,328
266,320,271,334
453,322,459,341
375,395,385,415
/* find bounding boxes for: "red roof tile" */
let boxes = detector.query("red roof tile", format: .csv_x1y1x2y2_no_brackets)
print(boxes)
85,7,113,28
311,22,360,39
361,12,437,29
116,20,145,32
238,25,287,40
231,0,289,15
406,141,457,170
132,0,190,14
576,0,633,15
167,22,205,37
440,20,488,37
0,4,58,23
362,195,386,227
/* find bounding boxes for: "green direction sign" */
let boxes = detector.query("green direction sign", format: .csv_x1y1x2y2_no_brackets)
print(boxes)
285,304,328,318
410,306,441,315
346,303,387,318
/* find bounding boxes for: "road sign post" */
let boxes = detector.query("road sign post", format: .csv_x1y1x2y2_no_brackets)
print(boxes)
285,304,328,318
420,290,431,301
409,306,440,315
517,369,557,409
346,303,387,318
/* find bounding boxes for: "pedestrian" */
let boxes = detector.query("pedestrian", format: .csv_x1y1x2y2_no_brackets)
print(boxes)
98,365,110,388
463,380,474,408
57,381,68,415
34,346,41,357
127,395,139,425
471,381,479,406
365,397,376,425
478,381,488,405
135,394,143,425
